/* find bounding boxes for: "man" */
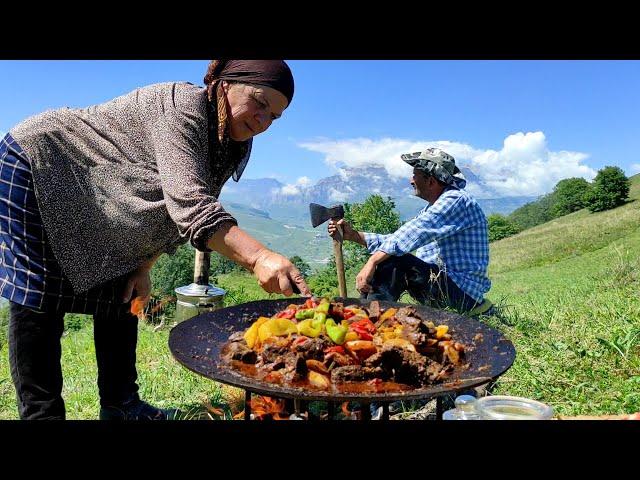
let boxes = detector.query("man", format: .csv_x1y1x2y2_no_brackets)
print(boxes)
328,148,490,313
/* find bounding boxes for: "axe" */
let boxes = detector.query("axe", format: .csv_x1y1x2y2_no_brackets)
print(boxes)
309,203,347,298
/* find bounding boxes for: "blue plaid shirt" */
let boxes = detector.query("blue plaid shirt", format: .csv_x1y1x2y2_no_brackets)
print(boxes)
364,187,490,302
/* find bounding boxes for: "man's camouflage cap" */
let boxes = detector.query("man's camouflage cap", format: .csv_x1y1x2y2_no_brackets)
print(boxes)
401,148,464,187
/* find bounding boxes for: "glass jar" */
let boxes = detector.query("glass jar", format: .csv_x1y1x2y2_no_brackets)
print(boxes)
476,395,554,420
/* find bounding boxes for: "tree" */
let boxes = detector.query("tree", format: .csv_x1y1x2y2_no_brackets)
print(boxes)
508,191,558,230
150,245,242,298
150,243,195,297
343,195,402,269
585,166,630,212
210,251,242,276
487,213,521,242
308,194,402,296
551,177,592,217
289,255,311,278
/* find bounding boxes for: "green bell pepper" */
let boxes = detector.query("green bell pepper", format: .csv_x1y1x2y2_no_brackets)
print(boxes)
295,308,315,320
297,319,323,338
325,319,348,345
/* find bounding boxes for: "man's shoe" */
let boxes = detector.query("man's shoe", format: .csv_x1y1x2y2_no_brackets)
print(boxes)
99,399,180,421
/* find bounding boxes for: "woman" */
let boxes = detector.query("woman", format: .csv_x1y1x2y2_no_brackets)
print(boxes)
0,60,311,420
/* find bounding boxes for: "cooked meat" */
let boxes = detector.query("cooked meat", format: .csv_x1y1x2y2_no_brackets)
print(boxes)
260,336,293,363
367,300,380,322
284,353,308,382
292,336,331,361
330,302,344,319
324,351,357,367
226,299,468,390
331,365,386,383
222,341,257,364
257,355,287,373
364,345,440,386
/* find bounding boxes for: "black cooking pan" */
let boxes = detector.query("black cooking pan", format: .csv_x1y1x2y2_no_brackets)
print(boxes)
168,298,516,403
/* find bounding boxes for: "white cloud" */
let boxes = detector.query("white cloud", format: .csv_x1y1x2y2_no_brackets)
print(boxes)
276,176,313,196
630,163,640,175
328,187,350,202
298,132,597,197
296,176,312,187
280,185,301,196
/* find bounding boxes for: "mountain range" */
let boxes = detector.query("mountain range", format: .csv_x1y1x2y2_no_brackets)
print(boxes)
221,166,536,227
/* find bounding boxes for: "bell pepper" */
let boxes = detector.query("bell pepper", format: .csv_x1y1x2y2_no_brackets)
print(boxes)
350,317,376,341
435,325,449,339
297,319,323,338
295,308,315,320
243,317,270,349
378,307,397,324
315,299,330,314
342,308,356,320
257,318,298,343
324,345,346,355
325,319,348,345
313,311,327,324
344,331,360,342
304,298,318,309
276,309,296,320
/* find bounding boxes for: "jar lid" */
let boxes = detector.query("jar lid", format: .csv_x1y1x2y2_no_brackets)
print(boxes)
476,395,554,420
175,283,226,298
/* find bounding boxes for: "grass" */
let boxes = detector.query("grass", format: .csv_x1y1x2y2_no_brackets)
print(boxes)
484,174,640,416
1,175,638,419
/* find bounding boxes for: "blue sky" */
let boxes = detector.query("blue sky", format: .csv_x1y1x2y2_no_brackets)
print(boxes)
1,60,639,199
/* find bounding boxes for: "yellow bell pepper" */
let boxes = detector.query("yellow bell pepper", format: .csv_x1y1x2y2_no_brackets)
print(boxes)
435,325,449,339
378,307,397,323
344,331,360,342
243,317,270,349
258,318,298,343
297,319,323,338
315,299,330,314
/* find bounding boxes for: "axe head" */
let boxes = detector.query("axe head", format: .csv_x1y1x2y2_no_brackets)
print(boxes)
309,203,344,228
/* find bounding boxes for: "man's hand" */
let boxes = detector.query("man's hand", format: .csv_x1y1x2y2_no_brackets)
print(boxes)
252,249,312,297
356,261,377,294
328,219,356,242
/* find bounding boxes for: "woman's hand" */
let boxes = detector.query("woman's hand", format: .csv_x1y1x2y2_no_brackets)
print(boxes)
123,265,152,309
252,249,311,297
356,261,376,294
327,219,356,242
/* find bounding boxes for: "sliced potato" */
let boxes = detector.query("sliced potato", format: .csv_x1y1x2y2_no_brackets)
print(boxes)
383,338,416,352
308,370,330,389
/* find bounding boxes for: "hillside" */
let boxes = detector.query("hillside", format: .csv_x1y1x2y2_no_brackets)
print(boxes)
485,174,640,415
1,177,637,419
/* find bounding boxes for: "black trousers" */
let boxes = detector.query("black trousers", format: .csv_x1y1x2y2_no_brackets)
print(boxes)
8,301,140,420
362,254,480,313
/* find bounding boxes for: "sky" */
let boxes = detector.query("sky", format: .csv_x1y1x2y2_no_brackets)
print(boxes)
1,60,639,199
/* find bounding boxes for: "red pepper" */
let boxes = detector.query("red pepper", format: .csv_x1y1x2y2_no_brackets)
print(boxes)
304,298,317,309
351,318,376,333
324,346,346,355
292,336,309,348
342,309,355,320
349,317,376,341
351,328,373,341
276,309,296,320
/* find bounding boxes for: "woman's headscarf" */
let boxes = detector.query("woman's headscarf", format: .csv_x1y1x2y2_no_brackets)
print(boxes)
204,60,295,182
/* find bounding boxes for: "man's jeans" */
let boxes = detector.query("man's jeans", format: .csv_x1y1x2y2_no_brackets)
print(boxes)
8,301,140,420
361,254,480,313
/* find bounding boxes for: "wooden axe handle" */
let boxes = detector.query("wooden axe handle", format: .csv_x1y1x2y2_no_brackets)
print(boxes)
333,223,347,298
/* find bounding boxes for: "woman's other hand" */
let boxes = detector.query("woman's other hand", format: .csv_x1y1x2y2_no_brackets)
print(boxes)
123,265,153,315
